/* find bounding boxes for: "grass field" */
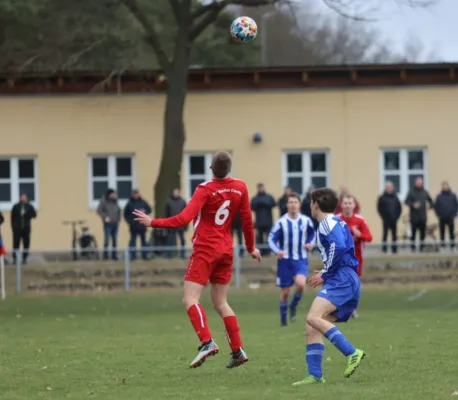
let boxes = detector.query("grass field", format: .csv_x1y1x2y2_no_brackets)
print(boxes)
1,288,458,400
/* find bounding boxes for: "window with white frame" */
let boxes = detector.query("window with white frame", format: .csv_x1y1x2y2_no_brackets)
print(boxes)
185,153,214,198
380,148,427,199
0,157,38,210
88,155,135,207
283,151,329,195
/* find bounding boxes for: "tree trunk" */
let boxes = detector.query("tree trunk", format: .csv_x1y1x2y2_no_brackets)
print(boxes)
153,65,188,218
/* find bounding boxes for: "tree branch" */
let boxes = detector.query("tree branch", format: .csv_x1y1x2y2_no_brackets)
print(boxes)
121,0,171,71
169,0,181,23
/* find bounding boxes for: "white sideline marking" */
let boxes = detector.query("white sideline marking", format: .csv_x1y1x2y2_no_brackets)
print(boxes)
407,290,428,302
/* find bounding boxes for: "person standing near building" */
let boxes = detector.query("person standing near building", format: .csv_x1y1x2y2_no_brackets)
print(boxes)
278,186,292,216
124,189,152,260
404,177,433,252
97,189,121,261
334,186,361,215
11,193,37,264
165,188,187,259
377,181,402,254
251,183,276,255
434,181,458,251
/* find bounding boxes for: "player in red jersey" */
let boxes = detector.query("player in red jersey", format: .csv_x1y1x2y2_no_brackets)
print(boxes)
337,195,372,318
133,151,261,369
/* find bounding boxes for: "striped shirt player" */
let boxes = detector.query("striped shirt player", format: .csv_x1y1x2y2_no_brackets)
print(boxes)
268,200,316,326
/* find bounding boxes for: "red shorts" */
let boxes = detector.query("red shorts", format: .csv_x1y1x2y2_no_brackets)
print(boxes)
185,249,233,286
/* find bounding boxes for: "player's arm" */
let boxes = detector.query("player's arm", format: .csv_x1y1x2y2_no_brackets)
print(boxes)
359,219,373,243
319,230,347,281
239,184,256,253
150,187,208,229
267,221,282,254
305,218,316,245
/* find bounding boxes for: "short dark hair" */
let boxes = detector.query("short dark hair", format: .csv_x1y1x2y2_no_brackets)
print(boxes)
287,192,301,202
310,188,338,213
211,151,232,179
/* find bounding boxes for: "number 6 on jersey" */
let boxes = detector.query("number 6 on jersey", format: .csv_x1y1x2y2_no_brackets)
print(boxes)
215,200,231,226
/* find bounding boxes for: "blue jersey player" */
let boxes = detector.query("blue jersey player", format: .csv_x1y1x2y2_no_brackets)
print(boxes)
293,188,365,386
268,193,315,326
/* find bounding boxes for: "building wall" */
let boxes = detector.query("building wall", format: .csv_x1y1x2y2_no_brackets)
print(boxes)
0,86,457,250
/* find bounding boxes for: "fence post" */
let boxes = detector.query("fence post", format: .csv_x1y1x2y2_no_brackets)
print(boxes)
234,245,241,289
16,250,22,294
124,248,131,292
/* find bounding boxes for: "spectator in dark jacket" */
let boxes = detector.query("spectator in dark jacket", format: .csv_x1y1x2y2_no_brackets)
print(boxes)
377,181,402,253
165,188,187,259
250,183,276,255
301,187,318,228
11,193,37,264
278,186,292,216
232,211,244,257
434,181,458,250
405,177,434,252
97,189,121,261
124,189,152,260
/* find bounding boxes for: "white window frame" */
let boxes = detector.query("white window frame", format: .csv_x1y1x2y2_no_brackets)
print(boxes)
88,154,136,209
0,157,39,210
379,148,428,200
282,150,330,194
184,153,214,200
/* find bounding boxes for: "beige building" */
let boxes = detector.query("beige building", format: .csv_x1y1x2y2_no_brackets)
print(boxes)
0,65,457,250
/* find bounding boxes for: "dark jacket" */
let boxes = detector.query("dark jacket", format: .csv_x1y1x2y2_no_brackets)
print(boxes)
97,197,121,225
0,212,4,226
278,195,288,216
250,192,276,229
301,194,312,218
405,187,433,223
232,211,241,230
165,196,187,231
435,190,458,220
124,196,152,231
377,192,402,222
11,202,37,232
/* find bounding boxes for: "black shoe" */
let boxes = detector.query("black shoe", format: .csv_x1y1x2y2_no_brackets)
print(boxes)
227,348,248,369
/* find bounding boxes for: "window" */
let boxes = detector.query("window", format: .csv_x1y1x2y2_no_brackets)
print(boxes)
185,153,214,198
380,148,427,199
88,155,135,208
0,157,38,210
283,151,329,195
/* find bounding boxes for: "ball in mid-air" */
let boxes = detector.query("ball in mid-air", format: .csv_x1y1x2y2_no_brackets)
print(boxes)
230,16,257,43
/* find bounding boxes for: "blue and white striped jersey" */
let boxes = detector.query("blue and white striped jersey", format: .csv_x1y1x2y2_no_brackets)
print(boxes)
316,214,359,280
268,214,316,260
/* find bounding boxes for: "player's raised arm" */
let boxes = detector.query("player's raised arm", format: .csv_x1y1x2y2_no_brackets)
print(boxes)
239,184,255,253
133,186,209,229
268,221,282,255
319,227,347,281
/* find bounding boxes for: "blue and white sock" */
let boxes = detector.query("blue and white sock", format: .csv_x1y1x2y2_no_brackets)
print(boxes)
279,301,288,325
324,327,355,356
306,343,324,378
290,292,303,309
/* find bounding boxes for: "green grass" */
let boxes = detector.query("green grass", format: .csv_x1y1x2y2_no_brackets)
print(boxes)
1,288,458,400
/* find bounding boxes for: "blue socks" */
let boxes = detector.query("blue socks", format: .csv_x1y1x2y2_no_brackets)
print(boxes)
279,301,288,325
306,343,324,378
324,327,355,356
290,292,302,308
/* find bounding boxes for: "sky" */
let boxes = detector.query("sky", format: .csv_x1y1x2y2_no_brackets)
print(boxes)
311,0,458,62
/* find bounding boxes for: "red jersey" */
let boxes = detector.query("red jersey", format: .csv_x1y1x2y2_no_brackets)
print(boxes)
150,177,255,254
337,213,372,276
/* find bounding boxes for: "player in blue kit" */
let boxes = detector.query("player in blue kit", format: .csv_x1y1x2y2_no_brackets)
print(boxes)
268,193,316,326
293,188,365,386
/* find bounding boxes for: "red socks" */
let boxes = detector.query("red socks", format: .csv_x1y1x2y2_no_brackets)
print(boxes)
223,315,243,352
187,304,212,343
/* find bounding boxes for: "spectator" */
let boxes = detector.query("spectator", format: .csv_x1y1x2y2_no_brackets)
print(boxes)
11,193,37,264
277,186,292,216
434,181,458,251
124,189,152,261
165,188,187,259
0,211,3,226
232,211,244,257
251,183,276,255
404,177,434,252
377,181,402,254
0,211,6,259
97,188,121,261
301,187,318,228
335,186,361,214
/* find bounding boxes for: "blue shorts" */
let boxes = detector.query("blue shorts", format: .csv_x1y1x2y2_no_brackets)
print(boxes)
276,258,308,288
316,267,361,323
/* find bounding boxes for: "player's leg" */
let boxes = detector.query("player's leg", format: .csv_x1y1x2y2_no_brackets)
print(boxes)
309,294,365,378
184,254,219,368
277,259,293,326
210,254,248,369
289,260,307,322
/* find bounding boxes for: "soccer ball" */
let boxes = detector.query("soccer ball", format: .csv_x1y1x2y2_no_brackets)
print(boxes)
230,16,258,43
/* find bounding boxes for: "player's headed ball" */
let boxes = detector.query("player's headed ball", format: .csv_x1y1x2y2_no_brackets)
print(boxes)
230,16,257,43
